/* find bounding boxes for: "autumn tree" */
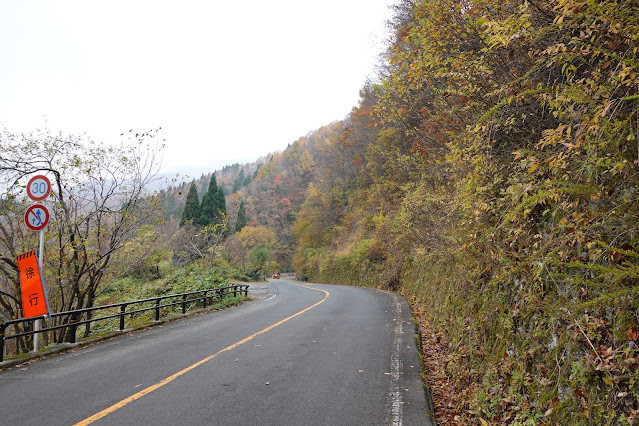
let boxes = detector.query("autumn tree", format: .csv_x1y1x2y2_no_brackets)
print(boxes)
298,150,315,182
248,247,269,273
225,225,276,273
0,127,163,345
171,214,229,267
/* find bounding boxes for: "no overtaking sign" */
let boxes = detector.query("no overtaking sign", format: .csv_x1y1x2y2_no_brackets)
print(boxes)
24,204,49,231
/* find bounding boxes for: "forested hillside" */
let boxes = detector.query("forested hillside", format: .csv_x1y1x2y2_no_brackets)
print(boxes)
288,0,638,423
157,129,331,271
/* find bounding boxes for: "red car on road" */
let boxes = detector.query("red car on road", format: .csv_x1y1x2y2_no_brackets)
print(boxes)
272,272,280,279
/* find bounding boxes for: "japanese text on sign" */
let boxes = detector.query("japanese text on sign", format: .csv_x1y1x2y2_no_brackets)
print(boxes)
16,250,50,318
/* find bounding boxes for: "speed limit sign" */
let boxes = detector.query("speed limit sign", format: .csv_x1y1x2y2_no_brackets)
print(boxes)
27,175,51,201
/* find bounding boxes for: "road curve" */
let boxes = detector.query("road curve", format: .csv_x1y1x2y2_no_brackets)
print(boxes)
0,278,434,425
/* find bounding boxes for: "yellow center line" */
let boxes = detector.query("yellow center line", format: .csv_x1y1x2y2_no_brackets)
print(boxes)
75,282,329,425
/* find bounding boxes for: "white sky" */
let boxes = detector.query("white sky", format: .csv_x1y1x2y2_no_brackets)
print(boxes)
0,1,394,177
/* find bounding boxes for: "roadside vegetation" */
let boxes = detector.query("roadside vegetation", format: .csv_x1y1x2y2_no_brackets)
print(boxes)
291,0,639,423
87,265,248,336
407,0,639,420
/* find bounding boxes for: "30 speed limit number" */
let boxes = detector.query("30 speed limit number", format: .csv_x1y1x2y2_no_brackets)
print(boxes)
27,175,51,201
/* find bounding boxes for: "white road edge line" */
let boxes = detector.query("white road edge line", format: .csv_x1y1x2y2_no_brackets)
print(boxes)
266,294,276,301
387,294,404,426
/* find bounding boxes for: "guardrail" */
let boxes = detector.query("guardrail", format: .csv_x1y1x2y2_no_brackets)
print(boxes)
0,284,249,362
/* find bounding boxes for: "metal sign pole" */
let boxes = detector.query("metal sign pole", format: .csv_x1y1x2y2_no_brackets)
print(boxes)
33,228,48,352
33,230,44,353
33,211,53,353
39,227,52,320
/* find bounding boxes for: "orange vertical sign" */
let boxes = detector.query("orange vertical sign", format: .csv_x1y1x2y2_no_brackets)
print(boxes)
16,250,49,318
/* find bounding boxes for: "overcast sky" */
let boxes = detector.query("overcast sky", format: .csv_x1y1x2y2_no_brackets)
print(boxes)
0,1,395,177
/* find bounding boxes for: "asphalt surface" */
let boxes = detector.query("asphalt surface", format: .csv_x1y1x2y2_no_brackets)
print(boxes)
0,278,434,425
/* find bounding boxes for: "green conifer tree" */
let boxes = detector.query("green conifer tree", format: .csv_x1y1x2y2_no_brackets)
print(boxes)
199,174,219,226
232,169,245,193
216,186,227,217
180,182,200,227
235,200,247,233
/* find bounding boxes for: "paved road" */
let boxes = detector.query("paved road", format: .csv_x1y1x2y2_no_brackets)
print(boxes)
0,278,433,425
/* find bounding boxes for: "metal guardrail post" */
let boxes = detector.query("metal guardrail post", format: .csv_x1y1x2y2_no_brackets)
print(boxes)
155,298,161,321
203,291,208,308
119,304,127,330
68,313,78,344
182,294,187,314
0,321,5,362
233,285,237,297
